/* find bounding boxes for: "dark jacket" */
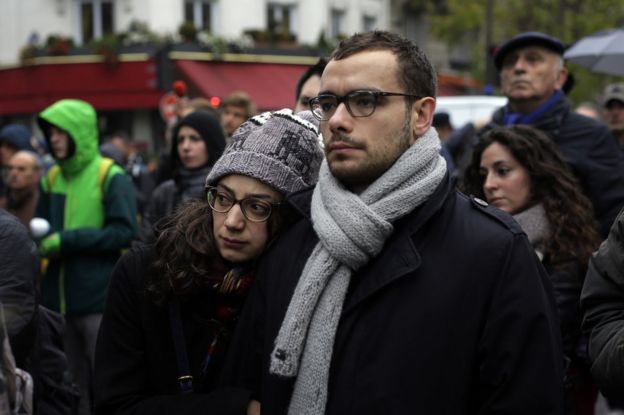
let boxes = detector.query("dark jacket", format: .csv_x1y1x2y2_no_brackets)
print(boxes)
222,176,565,414
486,96,624,237
94,244,252,415
581,208,624,406
543,259,585,361
138,169,208,243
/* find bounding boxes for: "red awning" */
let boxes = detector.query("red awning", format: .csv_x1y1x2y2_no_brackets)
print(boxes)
175,60,310,111
0,59,162,115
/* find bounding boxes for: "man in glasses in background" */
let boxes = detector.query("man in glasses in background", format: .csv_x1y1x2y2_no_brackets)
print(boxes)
224,30,563,415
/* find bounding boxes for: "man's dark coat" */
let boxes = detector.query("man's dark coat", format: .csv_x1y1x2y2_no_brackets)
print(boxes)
223,176,565,414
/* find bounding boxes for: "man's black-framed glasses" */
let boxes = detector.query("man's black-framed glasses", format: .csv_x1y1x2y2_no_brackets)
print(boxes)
309,90,423,121
206,186,280,223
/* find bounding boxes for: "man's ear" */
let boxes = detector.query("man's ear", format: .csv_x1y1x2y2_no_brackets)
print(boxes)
410,97,436,144
555,66,568,90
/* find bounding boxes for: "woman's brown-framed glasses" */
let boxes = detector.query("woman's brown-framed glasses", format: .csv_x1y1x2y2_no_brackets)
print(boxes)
206,186,280,223
309,90,423,121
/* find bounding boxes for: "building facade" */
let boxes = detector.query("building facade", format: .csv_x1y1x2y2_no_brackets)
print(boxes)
0,0,474,155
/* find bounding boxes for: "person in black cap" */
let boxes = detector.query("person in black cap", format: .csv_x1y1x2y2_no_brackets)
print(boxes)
138,110,226,243
481,31,624,238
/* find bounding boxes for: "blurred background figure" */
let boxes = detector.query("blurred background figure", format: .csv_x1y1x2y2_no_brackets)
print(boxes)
582,207,624,413
219,91,256,142
0,124,38,206
179,97,220,118
1,207,79,414
463,125,602,415
294,58,327,113
484,31,624,237
0,124,38,165
432,112,454,142
36,98,138,415
0,151,42,228
575,101,602,121
431,112,456,172
139,110,225,243
602,83,624,148
103,132,155,217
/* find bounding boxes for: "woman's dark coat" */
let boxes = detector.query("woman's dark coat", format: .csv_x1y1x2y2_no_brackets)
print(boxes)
222,176,565,414
94,244,251,415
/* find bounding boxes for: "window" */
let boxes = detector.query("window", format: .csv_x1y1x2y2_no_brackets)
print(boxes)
330,9,345,38
76,0,114,44
184,0,217,32
267,3,297,40
363,15,376,32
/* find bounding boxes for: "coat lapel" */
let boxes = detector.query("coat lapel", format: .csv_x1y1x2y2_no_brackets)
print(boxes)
342,174,453,315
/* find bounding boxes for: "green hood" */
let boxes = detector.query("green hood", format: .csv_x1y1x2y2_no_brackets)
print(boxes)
38,99,99,175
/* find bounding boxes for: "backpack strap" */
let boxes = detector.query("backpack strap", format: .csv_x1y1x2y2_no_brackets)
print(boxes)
98,158,115,201
44,158,114,200
168,300,194,394
45,165,61,191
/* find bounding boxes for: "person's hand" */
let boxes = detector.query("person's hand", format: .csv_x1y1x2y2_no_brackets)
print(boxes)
247,399,261,415
40,232,61,258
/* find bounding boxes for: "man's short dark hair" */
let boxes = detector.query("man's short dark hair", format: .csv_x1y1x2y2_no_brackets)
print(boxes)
330,30,437,103
295,58,327,101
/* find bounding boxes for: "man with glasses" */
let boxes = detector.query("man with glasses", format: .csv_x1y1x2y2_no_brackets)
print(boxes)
224,31,563,415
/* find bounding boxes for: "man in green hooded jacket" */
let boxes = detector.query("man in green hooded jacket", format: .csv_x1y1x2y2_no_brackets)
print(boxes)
36,99,137,414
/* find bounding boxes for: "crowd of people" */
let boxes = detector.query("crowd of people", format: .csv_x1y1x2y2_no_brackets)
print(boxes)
1,28,624,414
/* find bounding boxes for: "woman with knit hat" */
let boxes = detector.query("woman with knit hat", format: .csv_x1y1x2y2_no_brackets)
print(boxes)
138,110,226,243
94,109,323,415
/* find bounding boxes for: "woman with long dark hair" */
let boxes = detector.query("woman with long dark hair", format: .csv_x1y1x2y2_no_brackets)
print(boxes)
463,124,602,413
94,110,323,415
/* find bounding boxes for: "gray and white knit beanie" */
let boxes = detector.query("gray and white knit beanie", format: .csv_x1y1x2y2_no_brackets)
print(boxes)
206,109,324,194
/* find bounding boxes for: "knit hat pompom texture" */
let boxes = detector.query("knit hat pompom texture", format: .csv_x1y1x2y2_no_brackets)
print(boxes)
206,109,323,195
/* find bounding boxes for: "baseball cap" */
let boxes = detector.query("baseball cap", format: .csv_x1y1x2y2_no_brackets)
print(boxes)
603,83,624,106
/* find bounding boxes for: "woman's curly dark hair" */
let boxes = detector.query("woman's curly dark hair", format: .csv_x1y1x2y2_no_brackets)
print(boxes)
146,195,296,305
463,125,601,266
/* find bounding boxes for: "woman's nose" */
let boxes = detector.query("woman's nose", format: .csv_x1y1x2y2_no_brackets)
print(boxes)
483,173,497,192
224,203,245,229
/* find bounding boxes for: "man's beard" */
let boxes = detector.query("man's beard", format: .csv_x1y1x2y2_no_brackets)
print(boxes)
327,109,412,192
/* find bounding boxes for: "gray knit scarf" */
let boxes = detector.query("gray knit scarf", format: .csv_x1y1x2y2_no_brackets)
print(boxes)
512,203,550,261
269,127,447,415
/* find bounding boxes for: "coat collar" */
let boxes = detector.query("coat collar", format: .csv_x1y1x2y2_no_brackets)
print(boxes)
287,173,454,315
343,173,453,314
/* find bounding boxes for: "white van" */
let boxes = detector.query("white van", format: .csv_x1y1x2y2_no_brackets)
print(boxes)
435,96,508,129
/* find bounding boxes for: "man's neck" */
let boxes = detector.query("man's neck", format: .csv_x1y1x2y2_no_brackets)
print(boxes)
508,98,545,115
